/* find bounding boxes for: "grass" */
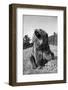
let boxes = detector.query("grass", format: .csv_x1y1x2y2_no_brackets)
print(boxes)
23,45,57,75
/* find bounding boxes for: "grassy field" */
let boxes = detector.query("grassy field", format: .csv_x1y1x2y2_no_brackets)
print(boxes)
23,45,57,75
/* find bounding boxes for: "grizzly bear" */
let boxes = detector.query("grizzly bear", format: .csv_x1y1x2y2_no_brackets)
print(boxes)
30,29,54,69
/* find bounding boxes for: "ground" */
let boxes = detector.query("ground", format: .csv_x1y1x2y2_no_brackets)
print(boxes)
23,45,57,75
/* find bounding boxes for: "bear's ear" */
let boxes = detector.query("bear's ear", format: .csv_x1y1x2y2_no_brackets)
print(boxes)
43,33,48,40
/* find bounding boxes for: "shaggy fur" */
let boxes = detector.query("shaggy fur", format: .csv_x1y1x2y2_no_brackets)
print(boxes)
30,29,54,69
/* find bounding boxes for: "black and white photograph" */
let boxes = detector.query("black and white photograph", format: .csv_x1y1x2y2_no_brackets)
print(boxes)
23,15,58,75
9,4,66,86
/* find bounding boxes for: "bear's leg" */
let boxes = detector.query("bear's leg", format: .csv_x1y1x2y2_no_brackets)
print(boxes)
47,48,54,60
30,55,38,69
51,52,54,59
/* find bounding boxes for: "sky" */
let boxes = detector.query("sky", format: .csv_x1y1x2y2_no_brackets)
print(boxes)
23,15,57,41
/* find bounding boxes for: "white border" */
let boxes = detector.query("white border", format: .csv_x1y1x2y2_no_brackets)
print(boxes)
16,8,64,82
